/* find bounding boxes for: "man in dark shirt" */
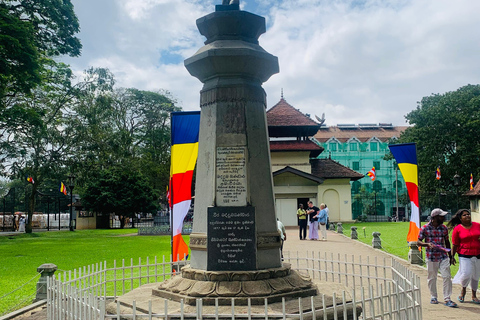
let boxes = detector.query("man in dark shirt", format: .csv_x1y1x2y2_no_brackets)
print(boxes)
417,208,457,307
307,201,319,240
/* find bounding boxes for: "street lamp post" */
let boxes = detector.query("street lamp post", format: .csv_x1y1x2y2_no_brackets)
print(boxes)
68,174,75,231
453,174,460,212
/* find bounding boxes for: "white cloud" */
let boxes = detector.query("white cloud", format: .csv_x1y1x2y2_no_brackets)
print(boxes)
67,0,480,125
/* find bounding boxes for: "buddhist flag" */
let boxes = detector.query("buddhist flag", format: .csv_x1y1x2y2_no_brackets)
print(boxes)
436,167,441,180
170,111,200,262
388,143,420,243
470,173,474,190
60,182,68,195
26,175,34,184
366,167,376,181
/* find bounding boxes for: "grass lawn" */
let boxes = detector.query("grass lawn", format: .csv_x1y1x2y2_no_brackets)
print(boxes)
0,229,182,316
341,221,459,275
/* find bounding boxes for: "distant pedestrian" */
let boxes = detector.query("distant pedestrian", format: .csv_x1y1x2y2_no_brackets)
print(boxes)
277,218,286,259
18,216,26,233
447,209,480,304
307,201,319,240
417,208,457,308
14,214,20,231
297,204,307,240
318,204,328,241
324,204,330,230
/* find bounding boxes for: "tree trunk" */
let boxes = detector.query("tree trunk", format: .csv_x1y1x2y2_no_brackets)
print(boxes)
26,184,37,234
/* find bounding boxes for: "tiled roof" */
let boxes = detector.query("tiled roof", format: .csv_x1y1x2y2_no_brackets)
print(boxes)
267,98,319,126
273,166,324,184
270,140,323,157
314,126,409,143
310,158,364,181
465,179,480,196
267,98,320,137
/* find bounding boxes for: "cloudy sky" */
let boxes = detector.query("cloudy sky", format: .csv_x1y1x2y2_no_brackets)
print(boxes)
64,0,480,126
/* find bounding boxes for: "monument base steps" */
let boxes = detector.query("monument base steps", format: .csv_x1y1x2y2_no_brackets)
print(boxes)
110,264,361,319
112,282,360,320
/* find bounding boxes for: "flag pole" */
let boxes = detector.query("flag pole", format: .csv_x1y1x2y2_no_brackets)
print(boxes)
169,112,174,267
395,163,399,222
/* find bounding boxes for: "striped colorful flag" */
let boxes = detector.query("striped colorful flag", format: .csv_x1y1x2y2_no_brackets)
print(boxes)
366,167,376,181
169,111,200,262
436,167,441,180
60,182,68,195
388,143,420,243
26,175,34,184
470,173,474,190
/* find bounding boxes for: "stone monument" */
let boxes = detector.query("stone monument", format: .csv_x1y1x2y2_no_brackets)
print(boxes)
152,1,317,305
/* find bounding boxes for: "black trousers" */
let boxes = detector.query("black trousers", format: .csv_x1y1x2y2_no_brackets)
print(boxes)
299,219,307,239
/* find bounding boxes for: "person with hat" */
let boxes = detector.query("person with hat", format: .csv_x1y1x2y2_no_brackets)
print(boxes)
417,208,457,307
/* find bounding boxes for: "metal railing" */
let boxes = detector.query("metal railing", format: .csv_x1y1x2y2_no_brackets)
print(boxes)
46,252,421,319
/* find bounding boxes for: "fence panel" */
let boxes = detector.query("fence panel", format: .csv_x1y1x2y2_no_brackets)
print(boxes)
47,253,421,320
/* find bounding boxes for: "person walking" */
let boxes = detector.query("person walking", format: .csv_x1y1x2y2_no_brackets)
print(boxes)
417,208,457,307
307,201,319,240
324,204,330,230
447,209,480,304
18,215,26,233
318,203,328,241
297,204,308,240
277,218,286,259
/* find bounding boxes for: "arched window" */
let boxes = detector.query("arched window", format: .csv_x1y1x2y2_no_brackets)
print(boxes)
352,181,361,194
373,180,382,192
352,200,362,219
393,180,403,190
376,201,385,216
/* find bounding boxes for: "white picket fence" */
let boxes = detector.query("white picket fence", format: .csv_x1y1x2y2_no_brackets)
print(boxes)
46,252,422,319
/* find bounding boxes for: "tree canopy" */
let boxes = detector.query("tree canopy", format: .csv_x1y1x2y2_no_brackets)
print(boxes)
399,84,480,209
81,165,158,228
0,0,81,98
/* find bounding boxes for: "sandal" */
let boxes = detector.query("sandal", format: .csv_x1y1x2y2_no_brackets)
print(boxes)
445,300,458,308
430,298,438,304
473,297,480,304
458,295,465,303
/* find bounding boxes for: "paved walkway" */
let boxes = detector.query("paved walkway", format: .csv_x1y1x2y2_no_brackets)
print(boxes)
283,228,480,320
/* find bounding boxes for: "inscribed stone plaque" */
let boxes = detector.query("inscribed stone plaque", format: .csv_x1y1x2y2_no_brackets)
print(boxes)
216,147,247,206
207,206,256,271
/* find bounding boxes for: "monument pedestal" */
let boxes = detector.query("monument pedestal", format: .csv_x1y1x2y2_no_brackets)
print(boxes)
152,263,317,305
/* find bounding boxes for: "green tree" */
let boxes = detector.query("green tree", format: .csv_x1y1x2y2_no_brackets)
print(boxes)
0,64,114,232
72,81,179,199
399,84,480,210
0,0,81,99
81,165,158,228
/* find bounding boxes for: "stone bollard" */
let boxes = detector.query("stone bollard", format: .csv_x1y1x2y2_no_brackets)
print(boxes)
408,242,423,265
336,222,343,234
372,232,382,248
351,226,358,239
329,223,335,231
36,263,57,301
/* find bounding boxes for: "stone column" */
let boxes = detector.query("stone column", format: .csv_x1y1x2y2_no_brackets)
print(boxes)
408,242,423,265
36,263,57,301
372,232,382,249
185,5,280,271
350,226,358,239
336,222,343,234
